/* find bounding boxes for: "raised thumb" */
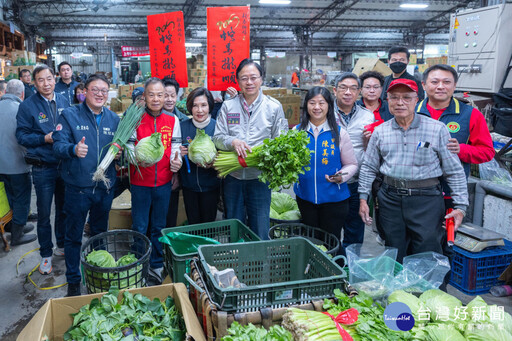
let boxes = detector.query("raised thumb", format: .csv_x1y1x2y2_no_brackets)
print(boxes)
80,136,86,144
175,151,179,158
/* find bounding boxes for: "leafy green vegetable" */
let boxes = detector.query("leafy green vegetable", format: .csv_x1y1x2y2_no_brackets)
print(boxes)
282,308,343,341
63,287,186,341
388,290,421,320
86,250,116,268
278,210,301,221
214,129,311,190
188,129,217,167
323,289,414,340
85,251,142,293
135,132,165,165
271,192,299,214
419,289,462,324
221,322,293,341
423,324,465,341
270,206,280,219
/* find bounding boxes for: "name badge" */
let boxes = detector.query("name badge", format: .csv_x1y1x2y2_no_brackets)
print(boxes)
227,113,240,125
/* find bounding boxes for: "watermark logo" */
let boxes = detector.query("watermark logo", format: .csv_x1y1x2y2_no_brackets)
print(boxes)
384,302,415,331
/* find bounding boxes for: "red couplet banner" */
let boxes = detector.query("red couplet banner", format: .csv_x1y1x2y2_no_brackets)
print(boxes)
207,6,250,91
147,11,188,87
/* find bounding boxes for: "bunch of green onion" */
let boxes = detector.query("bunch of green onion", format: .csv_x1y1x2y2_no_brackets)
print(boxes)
92,100,145,186
282,308,346,341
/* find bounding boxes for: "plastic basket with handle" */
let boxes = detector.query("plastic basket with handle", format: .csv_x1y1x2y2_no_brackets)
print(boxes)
268,223,340,255
196,237,348,313
80,229,151,294
161,219,260,285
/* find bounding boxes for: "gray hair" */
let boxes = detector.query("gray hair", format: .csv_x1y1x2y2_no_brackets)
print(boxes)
334,72,361,89
0,80,6,93
6,79,24,98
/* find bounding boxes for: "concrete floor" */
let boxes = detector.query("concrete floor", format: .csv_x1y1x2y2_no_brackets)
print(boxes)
1,190,511,340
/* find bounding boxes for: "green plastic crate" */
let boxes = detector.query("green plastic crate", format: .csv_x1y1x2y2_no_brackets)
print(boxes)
161,219,260,284
197,237,348,313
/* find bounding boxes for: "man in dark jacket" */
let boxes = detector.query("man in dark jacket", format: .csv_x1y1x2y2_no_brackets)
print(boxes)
381,46,424,101
16,65,70,275
0,79,37,246
19,69,37,99
55,62,79,104
53,74,120,296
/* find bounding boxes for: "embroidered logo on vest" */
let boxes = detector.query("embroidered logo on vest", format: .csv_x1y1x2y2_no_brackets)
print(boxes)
446,122,460,133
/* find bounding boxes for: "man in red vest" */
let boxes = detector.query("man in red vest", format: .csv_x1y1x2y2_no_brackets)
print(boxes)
128,78,182,284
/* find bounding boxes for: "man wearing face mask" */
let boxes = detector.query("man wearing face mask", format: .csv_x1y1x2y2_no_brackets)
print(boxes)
381,46,424,101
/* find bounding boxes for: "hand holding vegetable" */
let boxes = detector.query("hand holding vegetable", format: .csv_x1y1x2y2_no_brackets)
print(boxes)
75,136,88,158
170,151,182,173
231,139,252,158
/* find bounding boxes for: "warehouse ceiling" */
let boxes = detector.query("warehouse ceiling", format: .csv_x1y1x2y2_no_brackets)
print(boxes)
5,0,480,56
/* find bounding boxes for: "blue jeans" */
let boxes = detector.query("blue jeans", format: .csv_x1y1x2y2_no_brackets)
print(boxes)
64,184,114,284
131,182,171,269
223,175,271,240
0,173,31,226
342,182,365,248
32,165,66,258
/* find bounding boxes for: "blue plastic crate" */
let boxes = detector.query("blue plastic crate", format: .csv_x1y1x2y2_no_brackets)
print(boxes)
450,239,512,295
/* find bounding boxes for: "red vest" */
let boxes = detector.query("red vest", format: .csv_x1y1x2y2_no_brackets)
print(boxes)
130,110,176,187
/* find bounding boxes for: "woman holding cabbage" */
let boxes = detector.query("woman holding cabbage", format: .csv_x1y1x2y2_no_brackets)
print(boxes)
179,87,221,224
293,87,358,254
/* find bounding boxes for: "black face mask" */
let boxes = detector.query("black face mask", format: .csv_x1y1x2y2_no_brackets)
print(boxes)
389,61,407,74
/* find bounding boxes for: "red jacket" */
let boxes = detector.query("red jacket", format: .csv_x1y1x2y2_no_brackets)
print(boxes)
130,110,178,187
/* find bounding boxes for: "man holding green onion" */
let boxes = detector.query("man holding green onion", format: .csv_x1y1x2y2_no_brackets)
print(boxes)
53,74,120,296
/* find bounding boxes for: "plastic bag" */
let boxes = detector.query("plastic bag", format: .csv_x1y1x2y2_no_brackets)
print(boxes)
391,252,451,294
158,231,220,255
479,158,512,185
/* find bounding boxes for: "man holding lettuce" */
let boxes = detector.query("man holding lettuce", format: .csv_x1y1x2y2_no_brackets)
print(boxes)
127,78,182,285
53,74,120,296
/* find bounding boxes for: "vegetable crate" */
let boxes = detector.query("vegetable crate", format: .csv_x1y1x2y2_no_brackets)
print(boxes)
161,219,260,285
269,223,340,256
197,237,347,313
450,239,512,295
188,260,328,340
81,229,151,294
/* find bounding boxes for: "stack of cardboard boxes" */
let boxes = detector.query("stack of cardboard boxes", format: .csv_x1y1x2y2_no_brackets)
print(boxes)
3,49,37,80
109,82,144,114
426,56,448,67
184,55,206,98
262,88,301,126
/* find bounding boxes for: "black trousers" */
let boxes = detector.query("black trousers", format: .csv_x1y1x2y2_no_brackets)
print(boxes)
296,196,349,255
166,188,180,227
378,184,445,263
182,187,220,225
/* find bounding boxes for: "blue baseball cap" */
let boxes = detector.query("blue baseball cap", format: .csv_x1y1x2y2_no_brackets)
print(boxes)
132,87,144,102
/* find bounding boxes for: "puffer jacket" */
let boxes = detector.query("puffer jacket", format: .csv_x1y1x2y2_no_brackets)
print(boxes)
213,90,289,180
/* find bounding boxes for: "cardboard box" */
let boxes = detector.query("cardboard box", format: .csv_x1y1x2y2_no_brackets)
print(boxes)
118,85,133,99
282,102,301,126
121,98,133,112
195,63,205,70
27,51,37,64
409,54,417,65
109,98,122,112
108,209,132,230
17,283,206,341
417,64,429,73
352,58,392,77
3,65,19,78
18,65,36,73
425,56,448,67
11,49,27,63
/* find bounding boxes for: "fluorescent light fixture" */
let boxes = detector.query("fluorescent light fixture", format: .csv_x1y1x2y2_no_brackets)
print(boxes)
259,0,291,5
185,42,202,47
82,54,93,57
400,3,429,9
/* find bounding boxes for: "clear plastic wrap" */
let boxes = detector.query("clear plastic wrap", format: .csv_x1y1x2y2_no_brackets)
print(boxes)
479,158,512,185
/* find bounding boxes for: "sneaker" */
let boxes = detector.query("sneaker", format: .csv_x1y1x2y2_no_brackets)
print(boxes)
66,282,81,297
39,257,52,275
54,247,65,257
28,213,38,221
148,267,163,284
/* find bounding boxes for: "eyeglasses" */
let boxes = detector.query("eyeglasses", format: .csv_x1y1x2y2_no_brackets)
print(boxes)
388,95,417,103
238,76,261,83
337,85,360,92
363,85,382,91
88,88,109,96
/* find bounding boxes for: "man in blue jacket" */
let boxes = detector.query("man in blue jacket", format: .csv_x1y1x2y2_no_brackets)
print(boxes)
53,74,120,296
55,62,79,105
16,65,70,275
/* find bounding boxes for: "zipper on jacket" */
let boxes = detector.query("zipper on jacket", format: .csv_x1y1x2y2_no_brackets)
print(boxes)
93,114,100,194
314,133,318,204
154,117,158,187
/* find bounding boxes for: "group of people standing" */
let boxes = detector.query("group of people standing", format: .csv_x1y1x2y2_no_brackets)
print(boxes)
0,46,494,297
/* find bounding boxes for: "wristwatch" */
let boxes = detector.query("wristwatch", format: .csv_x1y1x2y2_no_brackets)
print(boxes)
456,208,466,218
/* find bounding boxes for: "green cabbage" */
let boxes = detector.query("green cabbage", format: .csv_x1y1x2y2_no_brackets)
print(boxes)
424,324,465,341
466,295,489,322
188,129,217,166
135,132,165,165
388,290,421,319
85,251,142,293
271,192,298,214
419,289,462,324
465,324,512,341
279,210,301,221
270,206,280,219
86,250,116,268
